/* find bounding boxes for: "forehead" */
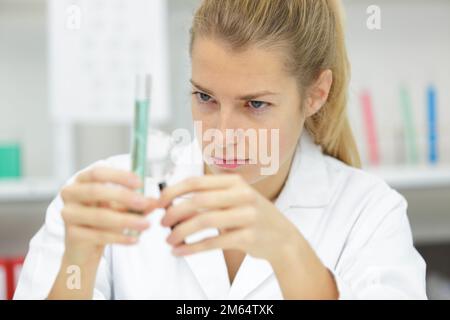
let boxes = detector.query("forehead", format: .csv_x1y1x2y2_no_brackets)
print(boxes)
191,37,291,90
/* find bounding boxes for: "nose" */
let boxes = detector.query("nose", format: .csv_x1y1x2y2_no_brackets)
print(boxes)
215,105,239,148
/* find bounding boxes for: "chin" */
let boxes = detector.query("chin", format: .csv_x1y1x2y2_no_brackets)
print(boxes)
206,163,260,181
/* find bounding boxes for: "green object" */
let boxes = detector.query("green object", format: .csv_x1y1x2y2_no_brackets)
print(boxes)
132,99,150,194
131,74,151,195
0,143,22,179
125,74,151,238
399,86,419,164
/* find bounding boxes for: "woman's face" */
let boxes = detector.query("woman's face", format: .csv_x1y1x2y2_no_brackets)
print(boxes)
190,37,304,185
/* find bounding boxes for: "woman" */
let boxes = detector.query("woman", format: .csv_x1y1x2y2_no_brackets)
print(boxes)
15,0,426,299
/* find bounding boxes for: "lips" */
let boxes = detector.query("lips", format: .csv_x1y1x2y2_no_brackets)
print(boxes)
212,157,249,165
211,157,249,169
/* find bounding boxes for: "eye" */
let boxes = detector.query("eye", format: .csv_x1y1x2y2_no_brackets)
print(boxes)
193,91,214,104
247,100,269,110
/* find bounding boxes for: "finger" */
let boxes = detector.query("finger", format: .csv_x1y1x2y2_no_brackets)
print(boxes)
98,201,110,209
61,183,152,212
159,175,242,208
62,203,151,233
98,200,128,213
76,166,143,189
106,197,159,215
161,189,253,228
166,207,253,246
142,197,161,215
102,200,128,212
67,225,139,246
171,230,246,256
87,197,158,216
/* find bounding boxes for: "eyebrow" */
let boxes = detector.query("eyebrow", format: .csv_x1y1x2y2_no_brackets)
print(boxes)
190,79,279,100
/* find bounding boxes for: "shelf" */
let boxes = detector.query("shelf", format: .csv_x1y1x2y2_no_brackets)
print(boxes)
0,177,62,202
367,165,450,190
1,165,449,203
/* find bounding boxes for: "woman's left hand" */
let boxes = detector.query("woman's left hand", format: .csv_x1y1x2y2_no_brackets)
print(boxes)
158,174,303,264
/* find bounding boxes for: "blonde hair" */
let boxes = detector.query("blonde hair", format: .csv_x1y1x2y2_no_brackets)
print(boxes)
189,0,361,168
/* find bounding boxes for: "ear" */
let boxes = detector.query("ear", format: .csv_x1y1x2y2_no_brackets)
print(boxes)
304,69,333,117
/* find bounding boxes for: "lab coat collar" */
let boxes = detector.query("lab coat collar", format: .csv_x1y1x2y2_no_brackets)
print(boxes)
274,130,331,211
165,130,331,299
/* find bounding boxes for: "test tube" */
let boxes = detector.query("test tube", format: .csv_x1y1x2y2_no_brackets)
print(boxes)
124,74,151,238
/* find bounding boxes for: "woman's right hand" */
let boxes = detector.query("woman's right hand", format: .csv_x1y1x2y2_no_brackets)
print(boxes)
60,166,158,266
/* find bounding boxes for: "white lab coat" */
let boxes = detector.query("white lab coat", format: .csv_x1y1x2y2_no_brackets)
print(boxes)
14,131,427,299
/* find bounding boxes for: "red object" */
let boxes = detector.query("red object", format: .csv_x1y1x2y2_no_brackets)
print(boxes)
360,90,380,166
0,257,25,300
0,259,8,300
9,257,24,299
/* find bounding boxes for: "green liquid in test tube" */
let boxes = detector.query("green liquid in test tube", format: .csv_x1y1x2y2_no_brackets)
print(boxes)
126,74,151,238
132,74,151,193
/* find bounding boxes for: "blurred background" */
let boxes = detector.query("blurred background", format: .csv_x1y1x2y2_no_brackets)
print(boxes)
0,0,449,299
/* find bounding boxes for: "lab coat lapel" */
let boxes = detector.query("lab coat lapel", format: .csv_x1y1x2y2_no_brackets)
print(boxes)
226,210,324,300
227,253,274,299
182,233,231,299
271,130,332,249
167,139,231,299
228,131,331,299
